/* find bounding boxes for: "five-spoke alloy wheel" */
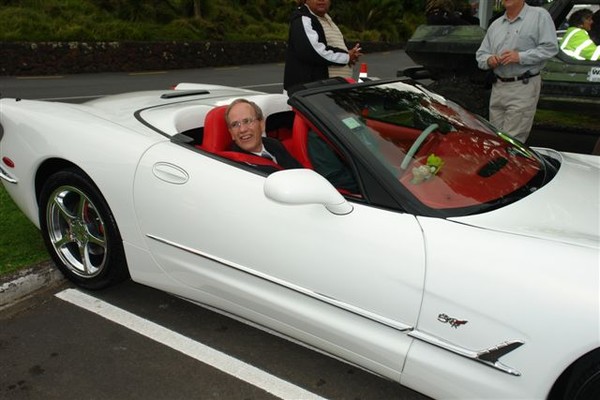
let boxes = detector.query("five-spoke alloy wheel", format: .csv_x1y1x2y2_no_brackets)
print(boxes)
39,168,128,289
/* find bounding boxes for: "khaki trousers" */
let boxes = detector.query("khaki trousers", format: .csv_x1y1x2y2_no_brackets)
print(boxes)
489,75,541,143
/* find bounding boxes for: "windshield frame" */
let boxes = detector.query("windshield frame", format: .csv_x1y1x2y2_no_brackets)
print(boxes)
291,78,552,218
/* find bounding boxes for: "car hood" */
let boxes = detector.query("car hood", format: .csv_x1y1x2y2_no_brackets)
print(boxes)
451,150,600,248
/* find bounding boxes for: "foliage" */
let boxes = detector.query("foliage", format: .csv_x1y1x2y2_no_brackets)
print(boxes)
331,0,424,42
0,185,48,276
534,108,598,132
0,0,422,42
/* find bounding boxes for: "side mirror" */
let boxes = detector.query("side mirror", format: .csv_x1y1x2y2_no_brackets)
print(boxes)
264,169,353,215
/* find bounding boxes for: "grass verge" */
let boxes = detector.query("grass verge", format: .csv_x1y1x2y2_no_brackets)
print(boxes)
534,108,599,133
0,184,49,277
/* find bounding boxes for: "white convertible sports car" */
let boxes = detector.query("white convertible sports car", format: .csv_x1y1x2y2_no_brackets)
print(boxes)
1,78,598,399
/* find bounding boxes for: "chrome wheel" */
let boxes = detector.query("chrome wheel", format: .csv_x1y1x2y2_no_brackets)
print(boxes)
46,185,107,278
39,168,128,289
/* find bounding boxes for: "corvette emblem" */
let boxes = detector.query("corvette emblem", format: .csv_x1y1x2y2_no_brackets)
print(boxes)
438,313,468,328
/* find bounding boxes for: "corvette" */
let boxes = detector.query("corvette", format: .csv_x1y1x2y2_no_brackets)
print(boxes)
1,78,598,399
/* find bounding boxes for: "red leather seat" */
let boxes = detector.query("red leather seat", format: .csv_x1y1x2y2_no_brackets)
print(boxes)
201,105,231,152
290,114,314,168
214,151,283,170
290,113,343,169
290,113,359,196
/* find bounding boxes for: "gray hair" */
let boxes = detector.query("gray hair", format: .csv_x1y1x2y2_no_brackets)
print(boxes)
225,98,264,124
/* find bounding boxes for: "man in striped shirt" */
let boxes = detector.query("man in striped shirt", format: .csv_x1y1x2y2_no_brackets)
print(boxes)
284,0,362,94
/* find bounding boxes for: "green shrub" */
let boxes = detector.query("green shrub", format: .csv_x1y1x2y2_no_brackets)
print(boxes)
160,19,212,41
0,8,55,41
226,22,289,42
0,0,411,43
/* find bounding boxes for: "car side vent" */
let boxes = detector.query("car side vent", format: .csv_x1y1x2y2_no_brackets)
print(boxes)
161,90,210,99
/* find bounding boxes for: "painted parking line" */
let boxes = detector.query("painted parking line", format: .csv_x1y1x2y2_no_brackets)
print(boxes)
55,288,326,400
128,71,168,76
242,83,282,89
16,75,64,80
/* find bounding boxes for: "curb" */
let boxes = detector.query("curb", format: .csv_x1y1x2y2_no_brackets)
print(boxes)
0,261,66,310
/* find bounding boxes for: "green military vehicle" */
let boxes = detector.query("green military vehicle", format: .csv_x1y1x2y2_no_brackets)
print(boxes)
401,0,600,117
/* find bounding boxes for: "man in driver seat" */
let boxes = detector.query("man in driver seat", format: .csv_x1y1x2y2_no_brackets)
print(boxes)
225,99,302,173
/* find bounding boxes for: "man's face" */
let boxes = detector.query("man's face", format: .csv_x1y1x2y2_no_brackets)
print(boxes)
502,0,525,10
305,0,330,17
582,14,593,31
227,102,265,153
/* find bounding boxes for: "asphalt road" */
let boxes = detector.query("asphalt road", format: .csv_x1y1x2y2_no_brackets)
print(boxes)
0,50,415,101
1,281,430,400
0,50,433,400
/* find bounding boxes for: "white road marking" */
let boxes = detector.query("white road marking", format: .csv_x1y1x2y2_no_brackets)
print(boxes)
242,83,282,89
55,288,326,400
37,83,282,101
16,75,64,79
128,71,168,75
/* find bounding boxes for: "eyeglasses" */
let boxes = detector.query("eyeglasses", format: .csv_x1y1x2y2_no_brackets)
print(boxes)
228,116,259,130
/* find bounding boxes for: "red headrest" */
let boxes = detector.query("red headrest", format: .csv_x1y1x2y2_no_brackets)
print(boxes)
202,105,231,152
291,115,313,168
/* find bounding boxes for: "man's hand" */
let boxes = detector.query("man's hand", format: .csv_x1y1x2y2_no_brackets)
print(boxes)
348,43,363,66
499,50,520,65
487,54,500,69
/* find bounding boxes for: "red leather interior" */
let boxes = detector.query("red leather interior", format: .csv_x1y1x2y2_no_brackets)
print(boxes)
289,114,313,168
214,151,282,170
365,118,421,153
201,105,231,152
200,105,282,170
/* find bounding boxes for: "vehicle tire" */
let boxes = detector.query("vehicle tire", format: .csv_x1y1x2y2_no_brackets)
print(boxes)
39,168,129,290
560,354,600,400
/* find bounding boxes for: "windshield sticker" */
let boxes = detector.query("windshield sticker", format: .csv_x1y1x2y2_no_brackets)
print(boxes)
342,117,362,130
588,67,600,82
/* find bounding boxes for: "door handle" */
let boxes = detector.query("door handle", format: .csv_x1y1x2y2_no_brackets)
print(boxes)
152,162,189,184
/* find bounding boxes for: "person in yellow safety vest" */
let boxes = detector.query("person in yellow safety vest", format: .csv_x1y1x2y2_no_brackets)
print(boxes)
560,8,600,61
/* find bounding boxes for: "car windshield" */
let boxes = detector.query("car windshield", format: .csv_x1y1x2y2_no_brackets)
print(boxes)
304,81,550,215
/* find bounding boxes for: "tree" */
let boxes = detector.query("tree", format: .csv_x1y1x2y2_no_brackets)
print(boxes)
193,0,201,18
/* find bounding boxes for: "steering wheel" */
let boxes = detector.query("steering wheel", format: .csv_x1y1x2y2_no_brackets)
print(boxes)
400,123,439,170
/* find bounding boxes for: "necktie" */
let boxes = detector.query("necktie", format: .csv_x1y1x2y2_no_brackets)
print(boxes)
260,151,274,162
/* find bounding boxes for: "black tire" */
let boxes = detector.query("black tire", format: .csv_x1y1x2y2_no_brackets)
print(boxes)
563,357,600,400
39,168,129,290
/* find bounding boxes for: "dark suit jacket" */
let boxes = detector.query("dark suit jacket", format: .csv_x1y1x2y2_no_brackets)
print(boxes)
230,137,303,173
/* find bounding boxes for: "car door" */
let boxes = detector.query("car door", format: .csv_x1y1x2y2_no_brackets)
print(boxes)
133,140,426,379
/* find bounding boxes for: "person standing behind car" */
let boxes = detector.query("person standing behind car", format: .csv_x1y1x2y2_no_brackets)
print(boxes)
309,0,362,79
284,0,362,95
475,0,558,143
560,9,600,60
